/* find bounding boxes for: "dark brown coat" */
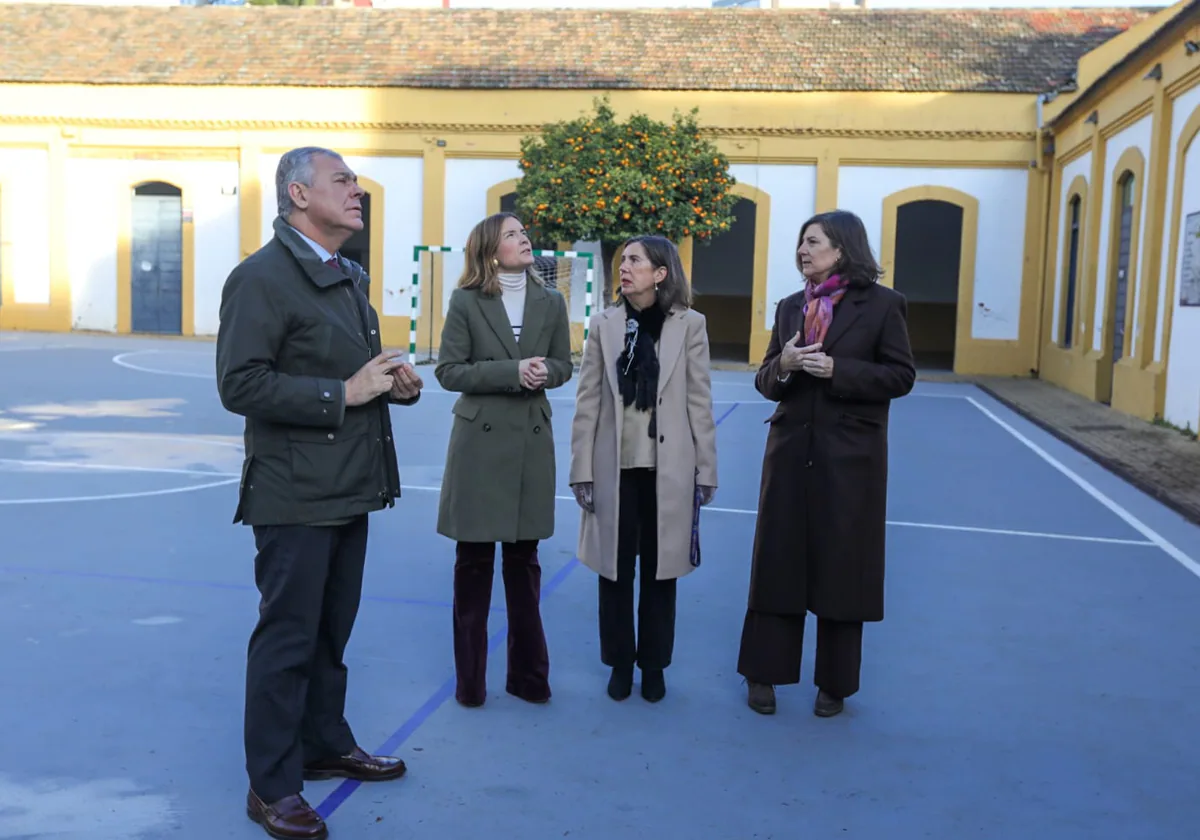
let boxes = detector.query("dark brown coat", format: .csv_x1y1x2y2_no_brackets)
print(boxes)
746,282,916,622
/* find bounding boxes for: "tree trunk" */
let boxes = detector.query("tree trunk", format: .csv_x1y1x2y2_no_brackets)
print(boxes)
600,240,620,302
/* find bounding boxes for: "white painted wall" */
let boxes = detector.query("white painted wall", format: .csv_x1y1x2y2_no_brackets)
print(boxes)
1163,98,1200,433
441,158,522,317
0,148,52,306
838,165,1029,341
1156,84,1200,364
1091,114,1151,353
733,163,817,330
1052,152,1092,347
65,159,240,333
257,152,423,320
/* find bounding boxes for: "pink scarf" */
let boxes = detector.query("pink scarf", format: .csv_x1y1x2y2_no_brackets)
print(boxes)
802,274,850,346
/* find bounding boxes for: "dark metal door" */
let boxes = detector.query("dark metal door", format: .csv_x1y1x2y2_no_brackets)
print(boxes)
1063,197,1080,348
1111,176,1134,363
131,183,183,334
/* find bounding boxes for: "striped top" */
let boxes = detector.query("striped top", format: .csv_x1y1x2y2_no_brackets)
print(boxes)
498,272,526,340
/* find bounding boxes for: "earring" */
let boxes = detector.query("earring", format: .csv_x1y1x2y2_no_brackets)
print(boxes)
492,258,499,267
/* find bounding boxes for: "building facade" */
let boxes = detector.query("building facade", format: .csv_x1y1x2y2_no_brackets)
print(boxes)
0,3,1196,431
1037,0,1200,433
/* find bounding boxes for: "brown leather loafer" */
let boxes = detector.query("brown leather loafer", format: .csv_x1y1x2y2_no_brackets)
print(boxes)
246,790,327,840
303,746,407,782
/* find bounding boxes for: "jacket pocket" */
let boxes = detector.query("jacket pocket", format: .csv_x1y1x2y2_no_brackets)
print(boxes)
287,427,367,503
452,399,480,422
838,412,883,430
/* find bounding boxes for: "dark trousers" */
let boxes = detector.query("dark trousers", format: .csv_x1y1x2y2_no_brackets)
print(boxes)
599,468,677,671
244,516,367,803
736,610,864,699
453,540,550,706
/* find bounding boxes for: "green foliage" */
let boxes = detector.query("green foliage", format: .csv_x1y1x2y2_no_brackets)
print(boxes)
514,98,738,247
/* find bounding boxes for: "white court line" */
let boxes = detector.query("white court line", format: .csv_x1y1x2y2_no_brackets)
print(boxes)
0,458,238,479
112,351,211,379
0,433,245,505
966,396,1200,579
0,478,239,506
402,485,1152,546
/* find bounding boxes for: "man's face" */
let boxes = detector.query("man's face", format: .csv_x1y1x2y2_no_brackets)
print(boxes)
292,154,364,234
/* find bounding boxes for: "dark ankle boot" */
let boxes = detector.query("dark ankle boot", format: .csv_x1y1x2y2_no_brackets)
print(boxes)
607,666,633,701
813,689,844,717
640,668,666,703
746,681,776,715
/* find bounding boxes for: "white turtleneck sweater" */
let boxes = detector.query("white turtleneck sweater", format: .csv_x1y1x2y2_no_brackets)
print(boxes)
498,271,527,340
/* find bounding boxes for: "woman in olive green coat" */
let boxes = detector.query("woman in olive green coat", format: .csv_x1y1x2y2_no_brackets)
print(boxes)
435,212,573,708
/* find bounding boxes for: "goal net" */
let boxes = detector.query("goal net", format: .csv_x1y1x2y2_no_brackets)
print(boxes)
409,246,596,364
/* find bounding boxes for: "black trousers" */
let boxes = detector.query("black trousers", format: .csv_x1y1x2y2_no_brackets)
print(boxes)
736,610,863,699
599,468,676,671
244,516,367,803
452,540,551,706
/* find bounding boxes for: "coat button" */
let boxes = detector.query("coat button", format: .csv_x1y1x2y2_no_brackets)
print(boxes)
806,460,813,468
534,425,541,433
483,423,492,432
659,435,664,443
327,433,335,440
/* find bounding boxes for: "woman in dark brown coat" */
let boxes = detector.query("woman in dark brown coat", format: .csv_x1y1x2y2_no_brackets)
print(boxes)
737,209,915,718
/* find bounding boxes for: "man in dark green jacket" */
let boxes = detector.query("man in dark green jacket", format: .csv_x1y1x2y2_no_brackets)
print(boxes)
216,146,423,840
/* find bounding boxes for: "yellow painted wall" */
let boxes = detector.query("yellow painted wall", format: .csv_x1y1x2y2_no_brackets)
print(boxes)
0,82,1047,376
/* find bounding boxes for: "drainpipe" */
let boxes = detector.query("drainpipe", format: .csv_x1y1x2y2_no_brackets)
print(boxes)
1031,91,1054,375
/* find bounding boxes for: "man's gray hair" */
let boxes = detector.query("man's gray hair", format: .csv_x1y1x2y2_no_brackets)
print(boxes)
276,146,344,218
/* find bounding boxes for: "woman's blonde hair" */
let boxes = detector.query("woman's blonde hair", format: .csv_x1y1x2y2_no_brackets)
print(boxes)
457,212,544,297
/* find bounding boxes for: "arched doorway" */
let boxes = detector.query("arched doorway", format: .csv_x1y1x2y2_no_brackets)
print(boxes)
1062,193,1083,348
892,199,962,370
881,186,978,372
1109,171,1136,368
692,195,759,363
130,181,184,335
340,190,372,274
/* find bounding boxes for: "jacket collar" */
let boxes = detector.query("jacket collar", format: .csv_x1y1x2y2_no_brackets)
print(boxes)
273,215,348,289
478,278,551,360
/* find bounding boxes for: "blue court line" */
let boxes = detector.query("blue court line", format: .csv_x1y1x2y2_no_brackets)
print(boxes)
0,565,466,612
316,400,742,820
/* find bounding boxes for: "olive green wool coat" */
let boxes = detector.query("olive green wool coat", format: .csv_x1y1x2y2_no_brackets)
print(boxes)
434,281,573,543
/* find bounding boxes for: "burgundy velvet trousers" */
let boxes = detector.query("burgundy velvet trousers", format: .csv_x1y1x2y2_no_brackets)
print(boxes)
452,540,551,706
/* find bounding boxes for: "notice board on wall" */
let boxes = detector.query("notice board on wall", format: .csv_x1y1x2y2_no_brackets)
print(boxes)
1181,211,1200,307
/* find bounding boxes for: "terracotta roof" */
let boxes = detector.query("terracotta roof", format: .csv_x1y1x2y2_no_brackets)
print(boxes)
0,6,1159,93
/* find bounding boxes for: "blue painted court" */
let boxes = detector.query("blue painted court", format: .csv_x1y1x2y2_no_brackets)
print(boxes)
2,331,1198,840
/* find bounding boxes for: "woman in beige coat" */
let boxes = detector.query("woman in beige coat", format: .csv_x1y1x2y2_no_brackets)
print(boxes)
569,235,718,703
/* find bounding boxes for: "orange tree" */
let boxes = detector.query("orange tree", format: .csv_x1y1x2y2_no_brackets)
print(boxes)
514,98,737,292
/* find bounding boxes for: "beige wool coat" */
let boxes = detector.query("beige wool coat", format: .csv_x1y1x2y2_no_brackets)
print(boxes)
569,303,718,582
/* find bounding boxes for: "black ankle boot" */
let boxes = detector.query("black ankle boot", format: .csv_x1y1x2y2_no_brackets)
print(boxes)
640,668,666,703
607,666,633,701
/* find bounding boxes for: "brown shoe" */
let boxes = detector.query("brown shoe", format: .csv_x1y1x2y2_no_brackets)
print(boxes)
246,790,327,840
747,681,776,715
814,690,844,717
303,746,407,782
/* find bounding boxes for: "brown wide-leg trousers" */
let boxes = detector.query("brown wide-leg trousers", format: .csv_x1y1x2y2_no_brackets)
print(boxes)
452,540,551,706
736,610,863,699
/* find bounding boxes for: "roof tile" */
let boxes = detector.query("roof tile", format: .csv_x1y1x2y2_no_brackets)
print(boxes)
0,6,1158,93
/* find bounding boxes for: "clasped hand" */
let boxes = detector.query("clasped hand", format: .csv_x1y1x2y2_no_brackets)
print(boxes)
779,332,834,379
344,351,424,406
520,356,548,390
